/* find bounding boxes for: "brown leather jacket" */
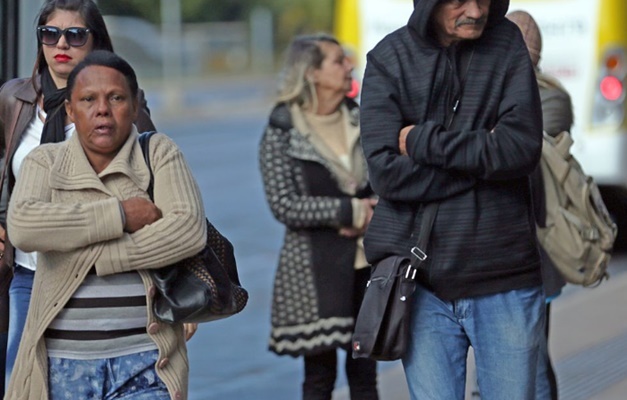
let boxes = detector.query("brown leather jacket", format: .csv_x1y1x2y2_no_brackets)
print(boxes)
0,76,156,330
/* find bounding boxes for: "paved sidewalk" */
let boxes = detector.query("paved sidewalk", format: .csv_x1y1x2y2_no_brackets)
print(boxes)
335,261,627,400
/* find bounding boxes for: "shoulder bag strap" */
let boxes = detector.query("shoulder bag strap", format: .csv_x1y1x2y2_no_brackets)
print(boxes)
407,202,438,276
138,131,157,200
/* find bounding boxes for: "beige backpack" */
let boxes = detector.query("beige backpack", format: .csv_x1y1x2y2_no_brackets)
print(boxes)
537,131,617,286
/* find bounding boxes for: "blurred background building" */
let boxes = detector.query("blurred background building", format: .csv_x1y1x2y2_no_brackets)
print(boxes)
2,0,336,110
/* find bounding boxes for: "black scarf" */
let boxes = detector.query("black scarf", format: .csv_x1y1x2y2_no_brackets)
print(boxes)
40,69,68,144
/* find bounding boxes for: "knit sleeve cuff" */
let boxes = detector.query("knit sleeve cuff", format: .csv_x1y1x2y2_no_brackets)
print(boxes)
95,234,131,276
338,198,353,227
89,197,125,244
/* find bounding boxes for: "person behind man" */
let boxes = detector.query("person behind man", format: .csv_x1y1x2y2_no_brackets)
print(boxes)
507,10,573,400
359,1,545,399
259,33,378,399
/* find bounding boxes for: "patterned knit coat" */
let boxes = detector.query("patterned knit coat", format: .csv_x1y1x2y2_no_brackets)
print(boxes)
259,99,372,357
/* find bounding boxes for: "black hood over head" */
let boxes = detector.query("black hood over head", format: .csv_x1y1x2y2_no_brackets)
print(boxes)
409,0,510,46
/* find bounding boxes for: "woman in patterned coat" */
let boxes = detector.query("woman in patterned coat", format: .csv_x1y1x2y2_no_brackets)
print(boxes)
259,34,378,400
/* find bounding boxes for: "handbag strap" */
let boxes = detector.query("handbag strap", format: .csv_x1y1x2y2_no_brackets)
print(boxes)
138,131,243,287
407,202,438,277
138,131,157,199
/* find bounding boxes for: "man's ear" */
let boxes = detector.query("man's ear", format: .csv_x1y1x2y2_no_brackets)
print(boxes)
65,99,74,122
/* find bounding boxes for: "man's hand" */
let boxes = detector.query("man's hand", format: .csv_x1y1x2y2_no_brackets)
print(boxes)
399,125,415,156
364,197,378,227
121,197,162,233
0,224,6,262
0,224,5,251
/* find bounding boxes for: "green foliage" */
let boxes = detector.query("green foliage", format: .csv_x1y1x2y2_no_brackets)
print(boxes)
98,0,335,66
100,1,260,22
99,0,333,30
259,0,334,55
98,0,249,23
97,0,157,22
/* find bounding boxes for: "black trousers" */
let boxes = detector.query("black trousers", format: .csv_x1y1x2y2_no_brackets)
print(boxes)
303,349,378,400
302,268,378,400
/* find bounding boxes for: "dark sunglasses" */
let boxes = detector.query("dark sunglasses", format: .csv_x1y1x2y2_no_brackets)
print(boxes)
37,26,91,47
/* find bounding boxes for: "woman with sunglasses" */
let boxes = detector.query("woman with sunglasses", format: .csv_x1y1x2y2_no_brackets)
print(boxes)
0,0,155,394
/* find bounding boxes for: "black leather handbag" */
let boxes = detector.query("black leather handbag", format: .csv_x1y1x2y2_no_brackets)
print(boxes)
139,131,248,323
352,203,437,361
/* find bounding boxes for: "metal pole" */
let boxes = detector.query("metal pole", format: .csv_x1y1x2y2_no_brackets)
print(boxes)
250,7,274,73
17,0,43,77
160,0,183,111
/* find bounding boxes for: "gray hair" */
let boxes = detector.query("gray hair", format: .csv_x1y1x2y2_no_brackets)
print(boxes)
276,33,340,108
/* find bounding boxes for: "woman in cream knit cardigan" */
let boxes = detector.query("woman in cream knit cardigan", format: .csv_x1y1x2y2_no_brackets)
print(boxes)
6,50,205,400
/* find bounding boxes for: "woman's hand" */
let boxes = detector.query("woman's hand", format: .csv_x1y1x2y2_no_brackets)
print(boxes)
184,323,198,341
339,198,378,238
121,197,162,233
339,227,361,238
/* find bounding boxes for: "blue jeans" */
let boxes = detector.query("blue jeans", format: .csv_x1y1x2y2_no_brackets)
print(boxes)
48,350,170,400
5,265,33,388
402,285,545,400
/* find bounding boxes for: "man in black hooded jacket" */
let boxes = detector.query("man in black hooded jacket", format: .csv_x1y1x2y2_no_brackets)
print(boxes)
360,0,545,398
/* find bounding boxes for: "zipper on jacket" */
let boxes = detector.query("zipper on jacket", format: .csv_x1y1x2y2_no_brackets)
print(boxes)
446,44,475,129
445,45,461,129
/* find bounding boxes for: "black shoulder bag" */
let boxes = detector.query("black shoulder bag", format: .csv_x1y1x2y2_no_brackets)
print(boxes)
139,131,248,323
351,203,437,361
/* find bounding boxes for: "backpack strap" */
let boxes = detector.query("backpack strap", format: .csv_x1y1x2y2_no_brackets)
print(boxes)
544,131,573,159
542,132,572,184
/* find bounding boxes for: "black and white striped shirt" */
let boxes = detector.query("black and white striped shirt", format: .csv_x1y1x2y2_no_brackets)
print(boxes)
45,268,156,360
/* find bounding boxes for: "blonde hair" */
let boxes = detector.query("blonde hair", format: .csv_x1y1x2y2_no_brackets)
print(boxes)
276,33,340,109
